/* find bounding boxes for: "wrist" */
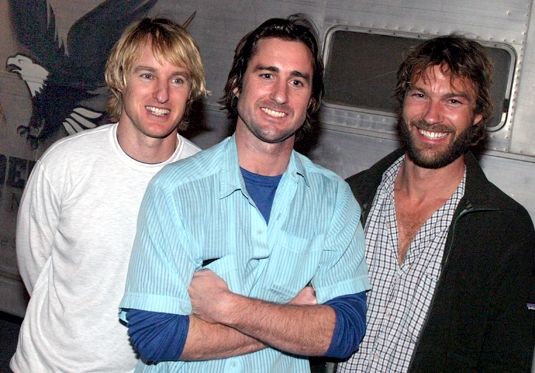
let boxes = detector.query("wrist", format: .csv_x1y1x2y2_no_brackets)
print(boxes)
218,291,245,326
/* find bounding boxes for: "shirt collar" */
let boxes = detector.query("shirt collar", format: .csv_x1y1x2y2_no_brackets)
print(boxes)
218,136,309,199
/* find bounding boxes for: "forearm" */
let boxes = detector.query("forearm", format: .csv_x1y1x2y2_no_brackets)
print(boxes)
217,293,335,356
126,309,266,362
181,315,266,360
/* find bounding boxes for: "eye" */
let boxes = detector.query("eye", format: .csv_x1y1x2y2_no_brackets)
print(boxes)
140,72,154,80
290,79,305,88
447,98,463,105
172,77,185,85
259,73,273,79
410,91,425,98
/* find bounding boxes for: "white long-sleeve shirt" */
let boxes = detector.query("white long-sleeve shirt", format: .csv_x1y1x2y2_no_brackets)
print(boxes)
11,123,199,373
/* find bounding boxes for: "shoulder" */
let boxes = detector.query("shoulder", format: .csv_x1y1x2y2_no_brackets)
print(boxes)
295,152,349,190
346,149,403,204
459,164,535,269
471,178,533,229
464,154,533,225
177,135,201,159
38,124,114,165
150,138,229,189
24,125,116,196
293,153,359,214
346,167,373,191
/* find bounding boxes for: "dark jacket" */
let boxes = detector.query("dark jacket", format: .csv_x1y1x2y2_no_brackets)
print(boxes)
346,149,535,372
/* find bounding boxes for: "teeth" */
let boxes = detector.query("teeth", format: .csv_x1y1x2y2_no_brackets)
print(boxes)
146,106,170,116
419,128,448,139
261,107,286,118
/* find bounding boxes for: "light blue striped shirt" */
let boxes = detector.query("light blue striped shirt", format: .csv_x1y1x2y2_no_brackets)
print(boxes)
120,136,370,372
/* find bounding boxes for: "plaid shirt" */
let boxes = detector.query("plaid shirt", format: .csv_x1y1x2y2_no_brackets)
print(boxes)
339,156,465,372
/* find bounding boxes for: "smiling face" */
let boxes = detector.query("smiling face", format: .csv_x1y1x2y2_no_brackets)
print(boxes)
235,37,313,148
119,40,192,142
400,64,483,169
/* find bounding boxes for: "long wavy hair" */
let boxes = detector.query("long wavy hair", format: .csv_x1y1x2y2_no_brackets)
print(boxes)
395,35,493,144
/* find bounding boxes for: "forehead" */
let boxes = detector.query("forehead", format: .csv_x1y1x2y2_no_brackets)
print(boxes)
248,37,314,73
132,39,187,71
412,64,478,98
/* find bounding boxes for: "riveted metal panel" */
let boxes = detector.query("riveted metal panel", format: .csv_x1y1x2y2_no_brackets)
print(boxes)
319,0,533,155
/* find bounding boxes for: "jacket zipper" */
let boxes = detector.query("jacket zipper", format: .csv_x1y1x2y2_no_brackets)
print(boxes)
406,203,497,371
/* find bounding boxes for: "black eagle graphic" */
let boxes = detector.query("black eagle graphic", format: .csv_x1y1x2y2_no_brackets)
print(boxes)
6,0,158,148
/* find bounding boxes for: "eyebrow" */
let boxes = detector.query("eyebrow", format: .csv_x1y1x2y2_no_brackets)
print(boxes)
132,65,191,77
132,65,156,73
444,92,472,100
254,64,311,81
409,85,473,101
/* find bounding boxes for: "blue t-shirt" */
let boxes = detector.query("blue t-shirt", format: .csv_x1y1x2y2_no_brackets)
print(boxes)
240,167,282,223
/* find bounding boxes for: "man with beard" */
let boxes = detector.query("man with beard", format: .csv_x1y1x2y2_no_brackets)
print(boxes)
338,35,534,372
119,15,370,372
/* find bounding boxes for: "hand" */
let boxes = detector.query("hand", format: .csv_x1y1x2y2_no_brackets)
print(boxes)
290,286,317,305
188,269,230,323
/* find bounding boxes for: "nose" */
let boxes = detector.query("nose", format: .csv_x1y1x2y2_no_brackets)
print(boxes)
153,80,169,104
422,100,443,124
270,80,288,105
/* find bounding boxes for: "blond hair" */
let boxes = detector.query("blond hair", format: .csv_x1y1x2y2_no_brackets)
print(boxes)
105,18,207,128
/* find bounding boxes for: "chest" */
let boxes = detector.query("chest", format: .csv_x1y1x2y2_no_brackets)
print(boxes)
181,185,332,300
395,195,448,262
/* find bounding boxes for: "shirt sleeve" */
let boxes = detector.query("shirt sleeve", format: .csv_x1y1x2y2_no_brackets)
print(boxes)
120,175,199,316
312,181,371,304
16,162,60,293
125,309,189,362
324,292,367,359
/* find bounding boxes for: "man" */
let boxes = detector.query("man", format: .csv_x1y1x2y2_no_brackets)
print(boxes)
338,35,535,372
11,18,207,372
120,15,370,372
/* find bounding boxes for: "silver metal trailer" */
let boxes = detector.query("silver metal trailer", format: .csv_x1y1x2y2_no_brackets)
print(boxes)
0,1,533,368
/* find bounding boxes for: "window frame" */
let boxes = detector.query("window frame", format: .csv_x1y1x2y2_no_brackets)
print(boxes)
321,26,517,132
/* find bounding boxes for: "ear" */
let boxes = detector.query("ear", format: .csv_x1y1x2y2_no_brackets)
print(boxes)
473,113,483,126
233,86,240,98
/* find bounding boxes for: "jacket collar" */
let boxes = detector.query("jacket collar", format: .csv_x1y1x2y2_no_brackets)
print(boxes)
461,151,496,210
360,148,497,213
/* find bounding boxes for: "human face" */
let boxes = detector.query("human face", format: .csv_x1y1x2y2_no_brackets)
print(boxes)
400,64,483,169
235,37,313,146
119,40,191,141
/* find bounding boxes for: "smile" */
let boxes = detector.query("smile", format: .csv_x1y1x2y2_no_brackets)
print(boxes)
146,106,170,117
261,107,286,118
418,128,449,140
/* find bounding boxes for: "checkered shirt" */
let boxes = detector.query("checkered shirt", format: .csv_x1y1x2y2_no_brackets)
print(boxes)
338,155,465,373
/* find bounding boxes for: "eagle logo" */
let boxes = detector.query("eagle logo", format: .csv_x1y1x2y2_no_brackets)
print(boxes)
6,0,158,148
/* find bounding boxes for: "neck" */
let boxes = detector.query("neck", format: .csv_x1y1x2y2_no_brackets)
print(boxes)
116,123,178,164
396,154,465,201
235,124,293,176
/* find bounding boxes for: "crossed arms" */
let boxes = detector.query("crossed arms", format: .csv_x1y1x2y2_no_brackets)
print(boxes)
125,271,367,362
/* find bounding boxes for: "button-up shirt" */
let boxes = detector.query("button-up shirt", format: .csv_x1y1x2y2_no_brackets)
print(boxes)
339,155,465,372
121,136,370,372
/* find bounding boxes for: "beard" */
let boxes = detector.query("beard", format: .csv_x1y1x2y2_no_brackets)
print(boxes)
398,117,477,169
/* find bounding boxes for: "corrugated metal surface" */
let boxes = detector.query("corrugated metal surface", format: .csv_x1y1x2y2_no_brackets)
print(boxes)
1,1,534,326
